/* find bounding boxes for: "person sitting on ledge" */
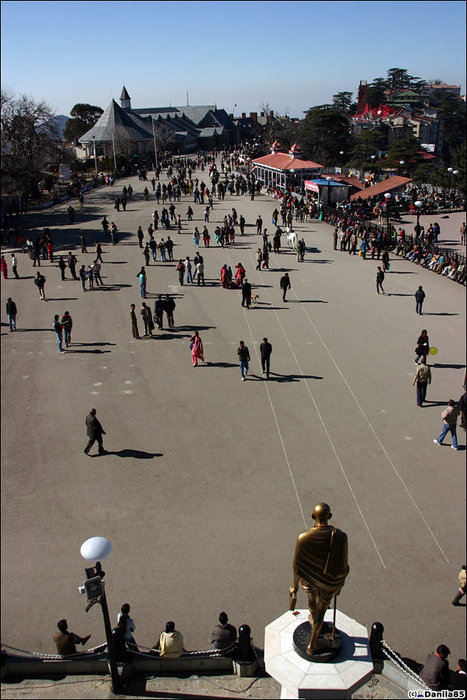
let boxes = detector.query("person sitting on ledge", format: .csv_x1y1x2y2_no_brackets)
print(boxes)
420,644,451,690
53,618,91,656
209,611,237,651
156,620,185,657
449,659,467,692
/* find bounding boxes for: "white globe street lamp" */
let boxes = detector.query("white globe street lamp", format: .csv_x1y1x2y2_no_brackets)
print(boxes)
79,537,119,693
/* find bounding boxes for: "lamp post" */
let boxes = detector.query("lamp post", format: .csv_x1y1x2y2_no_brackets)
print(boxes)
80,537,119,694
152,118,159,173
447,167,453,198
384,192,391,234
399,160,405,175
451,170,458,203
290,168,295,192
339,151,344,173
326,175,333,207
414,200,423,239
93,136,98,176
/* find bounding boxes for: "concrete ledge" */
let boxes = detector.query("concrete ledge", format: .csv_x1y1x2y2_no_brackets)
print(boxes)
1,650,239,679
380,659,424,694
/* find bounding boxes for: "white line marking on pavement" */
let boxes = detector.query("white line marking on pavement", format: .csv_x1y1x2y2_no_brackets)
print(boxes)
242,307,308,530
238,248,385,565
299,302,450,564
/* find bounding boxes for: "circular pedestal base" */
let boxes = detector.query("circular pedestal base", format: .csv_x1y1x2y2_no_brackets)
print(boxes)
292,621,343,663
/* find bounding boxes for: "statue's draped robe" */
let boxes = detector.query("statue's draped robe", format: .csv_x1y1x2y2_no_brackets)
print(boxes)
293,526,349,601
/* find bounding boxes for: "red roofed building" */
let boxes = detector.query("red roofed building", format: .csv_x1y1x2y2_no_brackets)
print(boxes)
350,176,412,201
251,143,323,191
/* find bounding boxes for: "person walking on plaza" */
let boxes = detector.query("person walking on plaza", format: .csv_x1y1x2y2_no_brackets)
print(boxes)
95,241,103,263
80,232,88,253
452,565,467,606
137,226,144,248
61,311,73,347
256,215,263,235
58,255,67,281
130,304,140,339
255,248,262,271
138,267,147,298
11,253,19,278
190,330,204,366
376,266,385,294
177,259,185,286
260,337,272,378
93,259,103,286
415,286,426,315
1,255,8,279
140,302,154,337
433,400,459,450
53,314,65,354
238,340,250,381
79,264,87,291
6,297,17,331
143,242,150,266
185,256,193,284
154,295,164,330
54,619,91,656
87,265,94,290
195,258,205,286
412,360,431,407
280,272,291,302
34,271,46,300
414,330,430,365
241,278,252,309
164,294,176,328
84,408,107,455
460,222,466,246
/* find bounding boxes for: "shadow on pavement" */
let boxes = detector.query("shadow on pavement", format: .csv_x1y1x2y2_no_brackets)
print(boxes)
421,312,459,316
289,299,328,304
107,449,163,459
46,297,79,301
200,361,237,368
72,342,116,347
245,373,323,382
65,348,112,354
432,363,466,370
176,325,216,331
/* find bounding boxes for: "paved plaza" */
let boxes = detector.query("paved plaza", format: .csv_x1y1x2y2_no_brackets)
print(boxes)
1,166,466,672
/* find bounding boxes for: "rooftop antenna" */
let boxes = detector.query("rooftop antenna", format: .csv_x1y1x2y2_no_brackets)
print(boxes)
187,90,189,106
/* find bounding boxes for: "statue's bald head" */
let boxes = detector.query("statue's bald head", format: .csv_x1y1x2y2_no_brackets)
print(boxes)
311,503,332,524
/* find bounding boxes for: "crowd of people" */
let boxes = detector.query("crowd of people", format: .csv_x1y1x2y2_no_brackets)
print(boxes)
1,146,465,682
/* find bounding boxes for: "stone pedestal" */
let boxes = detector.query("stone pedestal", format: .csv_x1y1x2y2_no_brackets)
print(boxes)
265,609,373,699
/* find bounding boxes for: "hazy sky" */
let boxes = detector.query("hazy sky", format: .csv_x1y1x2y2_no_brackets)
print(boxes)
2,0,466,117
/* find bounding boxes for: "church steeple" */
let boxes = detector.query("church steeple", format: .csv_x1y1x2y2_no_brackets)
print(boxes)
120,86,131,110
